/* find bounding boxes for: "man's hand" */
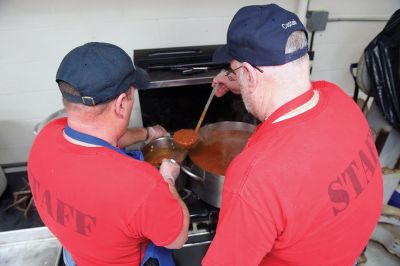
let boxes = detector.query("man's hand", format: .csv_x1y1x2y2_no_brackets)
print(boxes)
159,159,180,185
159,158,189,249
146,125,170,143
117,125,170,148
212,69,241,97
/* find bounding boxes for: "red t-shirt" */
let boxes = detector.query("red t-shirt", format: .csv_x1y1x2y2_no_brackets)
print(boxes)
28,118,183,266
202,81,383,266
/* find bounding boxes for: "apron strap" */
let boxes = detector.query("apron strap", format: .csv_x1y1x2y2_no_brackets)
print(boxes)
142,242,175,266
64,124,143,160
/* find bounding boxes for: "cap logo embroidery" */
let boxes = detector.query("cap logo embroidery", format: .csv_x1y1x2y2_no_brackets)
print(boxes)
282,19,297,29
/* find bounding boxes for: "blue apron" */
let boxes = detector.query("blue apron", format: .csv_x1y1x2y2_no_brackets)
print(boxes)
64,125,175,266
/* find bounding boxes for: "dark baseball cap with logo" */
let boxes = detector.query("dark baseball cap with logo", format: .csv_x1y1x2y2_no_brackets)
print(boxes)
213,4,308,66
56,42,150,106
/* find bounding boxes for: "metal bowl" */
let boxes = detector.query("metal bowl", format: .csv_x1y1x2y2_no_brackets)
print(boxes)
142,137,187,191
142,137,177,166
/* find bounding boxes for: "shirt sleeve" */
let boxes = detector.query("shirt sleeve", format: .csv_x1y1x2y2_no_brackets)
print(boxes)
130,180,183,247
202,191,278,266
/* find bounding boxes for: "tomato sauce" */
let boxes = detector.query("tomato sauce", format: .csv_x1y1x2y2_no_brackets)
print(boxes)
144,148,175,167
189,130,252,175
173,129,198,149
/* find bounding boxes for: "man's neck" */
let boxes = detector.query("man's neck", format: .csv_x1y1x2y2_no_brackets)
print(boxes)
65,119,119,147
272,89,319,123
256,59,312,121
259,79,312,121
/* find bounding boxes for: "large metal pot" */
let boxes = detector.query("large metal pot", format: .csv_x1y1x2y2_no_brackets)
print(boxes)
181,121,255,207
33,108,66,135
142,137,187,191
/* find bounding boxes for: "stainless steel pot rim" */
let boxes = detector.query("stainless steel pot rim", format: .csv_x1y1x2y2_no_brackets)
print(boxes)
185,121,255,178
142,136,177,152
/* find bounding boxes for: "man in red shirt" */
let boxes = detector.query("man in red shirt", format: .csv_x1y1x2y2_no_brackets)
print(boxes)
202,4,383,266
28,42,189,266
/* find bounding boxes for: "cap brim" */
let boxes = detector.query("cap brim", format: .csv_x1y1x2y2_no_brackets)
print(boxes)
212,45,234,63
132,67,150,90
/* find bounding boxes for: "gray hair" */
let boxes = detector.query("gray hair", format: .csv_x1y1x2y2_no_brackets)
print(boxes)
285,31,308,55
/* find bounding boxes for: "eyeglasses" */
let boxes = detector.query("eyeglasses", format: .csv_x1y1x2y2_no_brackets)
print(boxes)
225,64,264,81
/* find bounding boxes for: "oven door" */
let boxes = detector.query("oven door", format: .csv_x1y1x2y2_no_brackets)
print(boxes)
173,232,213,266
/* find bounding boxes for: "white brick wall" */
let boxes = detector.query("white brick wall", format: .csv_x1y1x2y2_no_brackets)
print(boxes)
0,0,398,164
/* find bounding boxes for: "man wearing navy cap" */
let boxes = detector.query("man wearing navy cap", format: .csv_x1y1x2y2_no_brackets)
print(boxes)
203,4,382,265
28,42,189,266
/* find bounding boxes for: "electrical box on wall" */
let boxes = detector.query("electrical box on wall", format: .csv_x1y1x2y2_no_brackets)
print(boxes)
306,11,329,31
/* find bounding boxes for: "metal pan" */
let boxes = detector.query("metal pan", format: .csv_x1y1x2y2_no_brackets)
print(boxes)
142,137,187,191
181,121,255,207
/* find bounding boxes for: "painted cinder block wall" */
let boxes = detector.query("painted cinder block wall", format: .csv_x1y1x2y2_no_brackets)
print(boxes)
0,0,398,164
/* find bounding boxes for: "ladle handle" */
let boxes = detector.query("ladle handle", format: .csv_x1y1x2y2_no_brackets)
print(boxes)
194,84,219,133
181,166,205,182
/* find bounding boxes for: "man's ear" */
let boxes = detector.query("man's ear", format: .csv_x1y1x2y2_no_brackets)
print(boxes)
114,92,128,118
242,62,258,94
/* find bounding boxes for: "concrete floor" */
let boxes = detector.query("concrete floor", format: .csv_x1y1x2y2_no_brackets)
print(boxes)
0,228,400,265
0,227,60,266
365,240,400,266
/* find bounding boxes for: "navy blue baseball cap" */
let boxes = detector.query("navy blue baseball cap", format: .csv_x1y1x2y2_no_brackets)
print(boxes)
213,4,308,66
56,42,150,106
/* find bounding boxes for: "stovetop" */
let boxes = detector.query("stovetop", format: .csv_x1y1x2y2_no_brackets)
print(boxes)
180,189,219,238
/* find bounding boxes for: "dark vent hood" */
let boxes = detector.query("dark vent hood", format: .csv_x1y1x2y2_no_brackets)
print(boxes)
133,45,228,88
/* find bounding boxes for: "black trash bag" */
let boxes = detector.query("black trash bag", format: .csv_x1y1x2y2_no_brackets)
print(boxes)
364,9,400,131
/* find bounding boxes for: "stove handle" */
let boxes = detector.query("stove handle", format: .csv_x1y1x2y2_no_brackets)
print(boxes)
182,240,212,248
181,166,205,182
148,49,202,57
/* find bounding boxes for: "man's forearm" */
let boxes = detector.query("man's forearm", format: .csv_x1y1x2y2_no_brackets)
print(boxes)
164,179,190,249
117,128,147,148
165,179,189,219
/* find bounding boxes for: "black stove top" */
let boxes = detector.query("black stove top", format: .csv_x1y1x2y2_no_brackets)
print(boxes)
174,189,218,266
180,189,219,234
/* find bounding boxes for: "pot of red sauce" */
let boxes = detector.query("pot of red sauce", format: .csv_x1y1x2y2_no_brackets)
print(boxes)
181,121,255,207
142,136,187,191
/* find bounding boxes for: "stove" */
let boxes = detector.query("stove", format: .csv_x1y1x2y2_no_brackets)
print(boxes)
173,189,218,266
133,44,259,265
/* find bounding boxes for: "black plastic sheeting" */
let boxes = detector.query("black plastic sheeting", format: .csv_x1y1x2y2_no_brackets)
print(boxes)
364,9,400,131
